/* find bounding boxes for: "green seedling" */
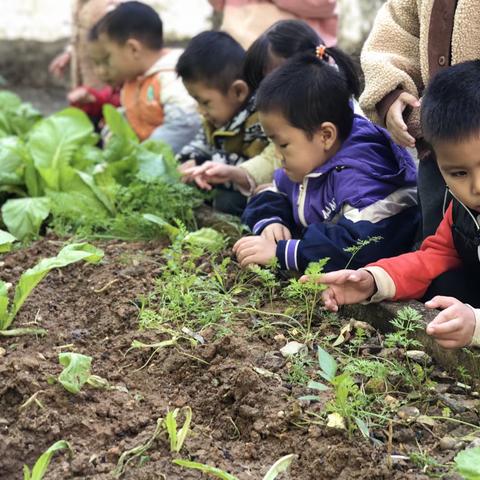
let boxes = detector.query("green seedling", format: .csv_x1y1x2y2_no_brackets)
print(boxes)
384,306,423,349
343,236,382,269
0,229,16,253
283,259,329,341
248,264,280,307
23,440,72,480
0,243,104,336
164,407,192,453
143,214,225,251
301,346,370,438
454,446,480,479
113,417,164,478
173,453,295,480
58,352,109,394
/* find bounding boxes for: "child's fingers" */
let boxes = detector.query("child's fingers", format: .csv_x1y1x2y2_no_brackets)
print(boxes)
322,289,339,312
435,338,464,349
426,312,463,336
425,295,458,311
194,175,213,190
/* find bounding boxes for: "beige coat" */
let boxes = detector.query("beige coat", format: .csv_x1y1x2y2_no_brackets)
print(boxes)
360,0,480,139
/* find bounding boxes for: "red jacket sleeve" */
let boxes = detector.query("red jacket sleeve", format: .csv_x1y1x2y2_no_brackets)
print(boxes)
368,202,462,300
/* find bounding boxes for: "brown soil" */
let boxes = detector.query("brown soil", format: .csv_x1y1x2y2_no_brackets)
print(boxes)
0,237,473,479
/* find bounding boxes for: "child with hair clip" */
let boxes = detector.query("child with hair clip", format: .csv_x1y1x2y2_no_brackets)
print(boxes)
186,20,361,197
303,61,480,349
233,48,420,273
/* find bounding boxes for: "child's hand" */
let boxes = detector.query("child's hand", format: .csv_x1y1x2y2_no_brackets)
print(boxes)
67,87,95,105
233,236,277,267
300,269,376,312
261,223,291,242
425,296,476,349
187,161,236,190
49,51,71,78
385,92,420,148
178,159,197,183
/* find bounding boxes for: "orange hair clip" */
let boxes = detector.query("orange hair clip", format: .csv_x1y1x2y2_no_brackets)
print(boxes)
316,44,327,60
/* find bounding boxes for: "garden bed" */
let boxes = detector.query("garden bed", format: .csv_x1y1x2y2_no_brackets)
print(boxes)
1,236,479,479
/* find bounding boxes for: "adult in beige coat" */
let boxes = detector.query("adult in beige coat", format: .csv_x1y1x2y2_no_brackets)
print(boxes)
359,0,480,238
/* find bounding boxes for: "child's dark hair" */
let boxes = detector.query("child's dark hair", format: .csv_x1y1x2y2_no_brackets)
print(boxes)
93,1,163,50
421,60,480,145
244,19,359,95
176,31,245,93
256,54,358,141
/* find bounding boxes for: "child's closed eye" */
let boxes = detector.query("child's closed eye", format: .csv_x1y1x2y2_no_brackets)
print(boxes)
449,171,468,178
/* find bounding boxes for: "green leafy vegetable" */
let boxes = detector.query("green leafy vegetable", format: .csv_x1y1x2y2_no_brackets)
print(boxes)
0,242,104,334
454,447,480,479
0,229,16,253
23,440,72,480
2,197,51,240
164,407,192,453
58,353,92,394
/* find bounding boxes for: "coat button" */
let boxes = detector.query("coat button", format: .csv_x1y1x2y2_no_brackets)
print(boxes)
438,55,446,66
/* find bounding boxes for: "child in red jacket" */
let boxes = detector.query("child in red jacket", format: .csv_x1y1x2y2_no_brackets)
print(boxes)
302,61,480,349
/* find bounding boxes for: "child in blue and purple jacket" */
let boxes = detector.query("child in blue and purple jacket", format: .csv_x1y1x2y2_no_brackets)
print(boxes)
233,48,419,273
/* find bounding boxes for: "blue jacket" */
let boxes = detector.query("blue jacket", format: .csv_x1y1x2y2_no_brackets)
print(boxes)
242,114,420,272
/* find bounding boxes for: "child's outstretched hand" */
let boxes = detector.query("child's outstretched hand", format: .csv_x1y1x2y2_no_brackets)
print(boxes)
178,159,197,183
261,223,291,242
386,92,420,148
187,161,252,191
233,236,277,267
67,86,95,105
300,269,376,312
425,296,476,349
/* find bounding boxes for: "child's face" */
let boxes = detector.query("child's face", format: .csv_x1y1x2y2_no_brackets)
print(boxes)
183,80,249,128
89,41,115,85
98,33,143,83
435,135,480,212
259,111,338,183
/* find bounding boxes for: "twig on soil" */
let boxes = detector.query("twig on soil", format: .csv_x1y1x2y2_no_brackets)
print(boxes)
93,278,119,293
387,420,393,469
19,391,45,411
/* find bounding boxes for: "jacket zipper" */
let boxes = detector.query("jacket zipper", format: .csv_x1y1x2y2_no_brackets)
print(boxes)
297,178,309,227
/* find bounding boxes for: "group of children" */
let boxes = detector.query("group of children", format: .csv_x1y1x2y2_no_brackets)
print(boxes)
58,1,480,350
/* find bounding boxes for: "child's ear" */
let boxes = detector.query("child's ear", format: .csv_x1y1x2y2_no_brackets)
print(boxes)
318,122,339,150
125,38,142,57
230,80,250,103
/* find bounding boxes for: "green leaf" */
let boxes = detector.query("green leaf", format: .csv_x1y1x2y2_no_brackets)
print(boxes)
58,352,92,394
263,454,295,480
142,214,180,240
0,281,11,330
28,108,94,190
307,380,330,391
165,410,178,453
103,104,138,141
24,440,71,480
0,136,26,185
455,447,480,479
4,243,104,329
0,91,22,110
354,417,370,439
184,228,225,252
0,229,16,253
173,460,238,480
137,139,178,182
316,346,337,381
2,197,51,240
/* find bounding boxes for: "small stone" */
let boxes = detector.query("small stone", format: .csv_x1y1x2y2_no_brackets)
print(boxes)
0,347,6,357
406,350,432,364
384,395,400,408
280,341,308,357
365,377,387,394
274,333,286,346
468,438,480,449
397,406,420,421
439,436,464,451
277,410,285,418
0,417,9,426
